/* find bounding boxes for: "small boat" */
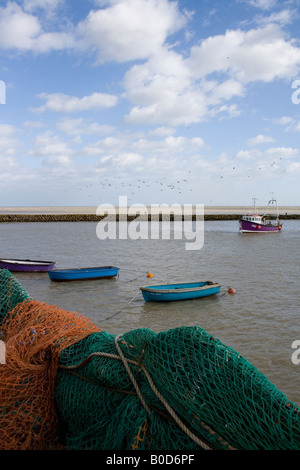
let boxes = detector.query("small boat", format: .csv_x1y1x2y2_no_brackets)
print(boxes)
239,197,282,233
48,265,120,282
140,281,221,302
0,258,55,272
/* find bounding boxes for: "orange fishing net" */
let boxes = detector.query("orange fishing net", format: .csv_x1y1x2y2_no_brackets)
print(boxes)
0,298,100,450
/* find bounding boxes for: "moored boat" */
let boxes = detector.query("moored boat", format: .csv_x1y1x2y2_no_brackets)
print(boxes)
0,258,55,272
239,197,282,233
140,281,221,302
48,265,120,282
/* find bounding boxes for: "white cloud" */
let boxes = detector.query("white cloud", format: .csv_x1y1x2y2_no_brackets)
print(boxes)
188,24,300,83
0,124,18,154
0,123,16,137
29,131,74,157
236,145,299,163
77,0,188,63
81,136,127,157
255,8,296,26
208,79,245,103
56,118,114,136
100,152,144,167
41,154,73,168
291,121,300,132
0,155,22,181
0,2,74,51
122,17,300,126
23,0,63,11
266,147,299,159
210,103,241,119
247,134,275,145
286,161,300,173
33,92,118,113
249,0,277,10
0,2,41,50
23,120,44,129
125,92,208,126
123,48,209,125
33,32,75,52
0,0,188,59
273,116,300,133
132,136,204,155
148,126,176,137
236,148,261,160
272,116,293,125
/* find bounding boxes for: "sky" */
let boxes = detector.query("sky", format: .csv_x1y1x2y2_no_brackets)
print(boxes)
1,0,300,208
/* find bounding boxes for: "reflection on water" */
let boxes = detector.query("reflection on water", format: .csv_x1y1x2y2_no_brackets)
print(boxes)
1,219,300,404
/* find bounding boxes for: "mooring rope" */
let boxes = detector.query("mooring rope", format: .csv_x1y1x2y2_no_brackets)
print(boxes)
99,290,141,323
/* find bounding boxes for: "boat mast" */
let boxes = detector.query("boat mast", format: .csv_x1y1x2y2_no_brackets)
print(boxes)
263,193,279,222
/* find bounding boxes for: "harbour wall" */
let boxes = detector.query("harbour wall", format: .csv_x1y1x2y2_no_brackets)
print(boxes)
0,213,299,223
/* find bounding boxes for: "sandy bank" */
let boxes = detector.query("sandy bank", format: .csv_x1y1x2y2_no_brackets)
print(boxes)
0,205,299,215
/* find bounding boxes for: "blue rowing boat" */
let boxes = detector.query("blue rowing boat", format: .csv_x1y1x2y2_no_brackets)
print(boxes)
48,266,120,282
140,281,221,302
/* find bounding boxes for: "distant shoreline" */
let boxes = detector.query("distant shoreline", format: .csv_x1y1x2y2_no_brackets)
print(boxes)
0,205,299,222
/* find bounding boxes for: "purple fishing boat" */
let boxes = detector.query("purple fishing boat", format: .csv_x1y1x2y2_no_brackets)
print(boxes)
0,258,55,272
239,197,282,233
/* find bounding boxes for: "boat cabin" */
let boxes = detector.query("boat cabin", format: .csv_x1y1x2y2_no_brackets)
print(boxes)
241,215,262,223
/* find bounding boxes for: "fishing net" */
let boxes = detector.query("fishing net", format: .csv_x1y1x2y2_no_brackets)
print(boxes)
0,268,31,326
0,268,300,450
0,269,100,450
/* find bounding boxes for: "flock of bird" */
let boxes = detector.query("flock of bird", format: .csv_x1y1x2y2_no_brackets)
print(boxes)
70,154,284,203
72,174,194,202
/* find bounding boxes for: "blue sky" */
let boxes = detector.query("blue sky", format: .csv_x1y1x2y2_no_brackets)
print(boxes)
1,0,300,207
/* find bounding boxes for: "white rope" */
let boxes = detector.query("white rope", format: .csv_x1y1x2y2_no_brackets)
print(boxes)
114,335,151,415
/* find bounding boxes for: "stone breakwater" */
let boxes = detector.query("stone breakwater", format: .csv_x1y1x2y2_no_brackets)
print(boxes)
0,213,299,223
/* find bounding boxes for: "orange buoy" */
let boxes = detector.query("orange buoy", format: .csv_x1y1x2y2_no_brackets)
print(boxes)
147,272,153,278
228,287,236,294
257,225,261,229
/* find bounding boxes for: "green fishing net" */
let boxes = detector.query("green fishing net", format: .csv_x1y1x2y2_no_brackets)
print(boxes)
56,328,300,450
0,268,31,326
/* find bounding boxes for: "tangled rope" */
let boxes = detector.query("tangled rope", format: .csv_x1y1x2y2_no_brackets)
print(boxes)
59,334,234,450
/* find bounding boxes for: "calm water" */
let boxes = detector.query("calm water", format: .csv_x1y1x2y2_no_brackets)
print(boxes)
1,219,300,405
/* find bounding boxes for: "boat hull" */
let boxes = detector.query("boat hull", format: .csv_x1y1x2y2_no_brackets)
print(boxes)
140,281,221,302
48,266,120,281
239,219,282,233
0,259,55,272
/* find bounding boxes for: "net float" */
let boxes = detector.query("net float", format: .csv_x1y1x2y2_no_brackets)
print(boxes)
228,287,236,294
